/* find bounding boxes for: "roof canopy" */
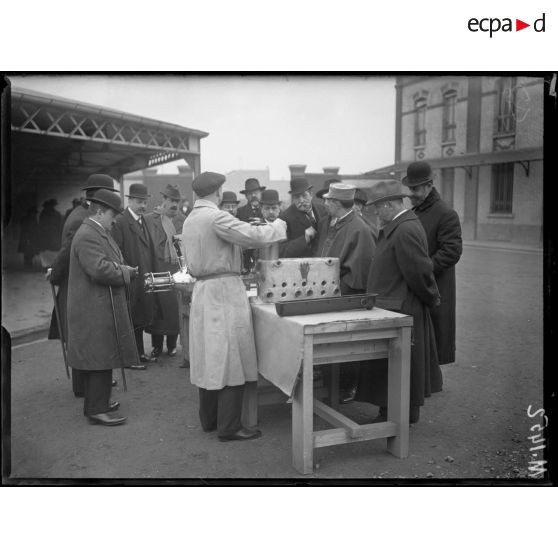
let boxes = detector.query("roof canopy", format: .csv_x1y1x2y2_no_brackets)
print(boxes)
10,86,209,190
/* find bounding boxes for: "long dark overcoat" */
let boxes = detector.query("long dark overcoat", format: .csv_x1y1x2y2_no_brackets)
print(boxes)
111,207,155,328
66,219,139,370
356,210,442,408
279,201,327,258
316,211,376,294
413,188,462,364
48,204,90,340
143,211,180,336
38,207,63,251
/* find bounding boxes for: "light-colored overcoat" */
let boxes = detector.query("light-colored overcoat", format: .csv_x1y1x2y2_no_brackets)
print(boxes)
67,219,139,370
181,199,286,390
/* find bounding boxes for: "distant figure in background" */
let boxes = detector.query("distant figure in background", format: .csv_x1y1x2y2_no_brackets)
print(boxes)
403,161,462,365
353,188,379,239
172,199,192,232
49,174,121,397
279,177,327,258
64,198,81,222
144,184,182,358
259,189,282,260
38,199,63,270
111,183,156,370
220,191,241,216
18,206,39,270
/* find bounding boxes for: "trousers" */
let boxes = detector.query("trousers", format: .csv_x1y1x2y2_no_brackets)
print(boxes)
198,384,245,437
72,368,85,396
80,369,112,416
151,334,178,351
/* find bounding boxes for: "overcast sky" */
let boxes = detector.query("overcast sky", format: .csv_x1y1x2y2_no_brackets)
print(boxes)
9,75,396,180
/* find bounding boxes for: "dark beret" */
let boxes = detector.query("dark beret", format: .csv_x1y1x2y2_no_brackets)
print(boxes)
192,172,226,197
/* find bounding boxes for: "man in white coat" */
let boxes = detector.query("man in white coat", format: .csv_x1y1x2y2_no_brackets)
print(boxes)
181,172,287,442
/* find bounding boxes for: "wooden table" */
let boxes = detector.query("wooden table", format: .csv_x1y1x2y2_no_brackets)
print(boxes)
247,305,413,475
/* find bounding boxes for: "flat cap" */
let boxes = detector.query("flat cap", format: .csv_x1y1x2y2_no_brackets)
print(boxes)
192,172,226,197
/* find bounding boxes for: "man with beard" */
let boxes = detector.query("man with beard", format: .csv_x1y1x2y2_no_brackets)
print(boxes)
66,189,139,426
403,161,462,365
316,182,376,403
279,177,327,258
181,172,286,441
48,174,120,397
111,183,156,370
144,185,182,358
220,191,241,216
356,180,441,424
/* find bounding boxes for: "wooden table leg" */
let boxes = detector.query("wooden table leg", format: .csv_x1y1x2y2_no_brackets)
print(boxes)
292,337,314,474
387,325,411,458
242,380,258,429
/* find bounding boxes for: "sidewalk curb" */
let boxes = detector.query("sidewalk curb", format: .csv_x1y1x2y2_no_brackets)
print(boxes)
463,242,543,255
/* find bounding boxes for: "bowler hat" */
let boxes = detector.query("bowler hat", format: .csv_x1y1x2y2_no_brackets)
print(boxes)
261,189,280,205
402,161,434,188
161,184,182,201
43,198,58,207
240,178,265,194
221,191,240,205
289,177,312,195
126,183,150,199
83,174,116,191
192,172,226,197
367,180,409,205
323,183,355,202
88,189,123,213
315,177,341,199
354,188,368,205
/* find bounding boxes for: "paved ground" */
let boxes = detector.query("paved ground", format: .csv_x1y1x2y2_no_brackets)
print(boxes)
4,244,545,481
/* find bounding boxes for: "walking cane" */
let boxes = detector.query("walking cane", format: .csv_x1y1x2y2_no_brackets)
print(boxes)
108,285,128,392
48,271,70,379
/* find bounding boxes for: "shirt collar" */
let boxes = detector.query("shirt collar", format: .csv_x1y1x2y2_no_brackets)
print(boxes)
391,208,409,222
128,207,141,221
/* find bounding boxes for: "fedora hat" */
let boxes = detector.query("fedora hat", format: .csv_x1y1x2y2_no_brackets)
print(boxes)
367,180,409,205
221,191,240,204
192,172,226,197
161,184,182,201
126,183,150,199
289,177,312,195
354,188,368,205
240,178,265,194
83,174,115,191
402,161,434,188
323,183,355,202
316,177,341,199
261,189,280,205
88,189,123,213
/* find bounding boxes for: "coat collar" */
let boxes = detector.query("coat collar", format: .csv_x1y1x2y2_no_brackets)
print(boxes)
328,209,356,231
413,187,440,214
84,219,123,261
124,207,149,247
381,209,417,238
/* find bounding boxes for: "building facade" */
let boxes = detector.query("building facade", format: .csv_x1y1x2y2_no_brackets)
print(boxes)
375,76,543,245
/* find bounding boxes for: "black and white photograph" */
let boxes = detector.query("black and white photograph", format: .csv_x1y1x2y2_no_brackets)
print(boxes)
1,73,552,481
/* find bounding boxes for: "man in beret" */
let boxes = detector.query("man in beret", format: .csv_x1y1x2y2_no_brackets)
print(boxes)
403,161,463,365
144,185,182,358
67,189,139,426
279,177,327,258
181,171,287,442
111,183,156,369
220,191,241,216
356,180,442,424
316,183,376,403
48,174,120,396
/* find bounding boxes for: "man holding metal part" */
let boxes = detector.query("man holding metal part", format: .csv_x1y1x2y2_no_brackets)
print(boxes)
67,189,139,426
48,174,120,397
181,172,287,442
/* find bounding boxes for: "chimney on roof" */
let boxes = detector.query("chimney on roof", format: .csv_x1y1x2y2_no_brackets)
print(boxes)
289,164,307,177
323,166,340,175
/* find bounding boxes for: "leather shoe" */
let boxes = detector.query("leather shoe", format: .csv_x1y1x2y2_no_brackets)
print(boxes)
179,359,190,369
150,348,162,358
111,379,118,387
168,347,177,357
128,363,146,370
218,428,262,442
107,400,120,412
140,353,156,363
88,413,127,426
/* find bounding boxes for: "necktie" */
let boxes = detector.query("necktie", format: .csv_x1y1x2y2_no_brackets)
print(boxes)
306,211,317,228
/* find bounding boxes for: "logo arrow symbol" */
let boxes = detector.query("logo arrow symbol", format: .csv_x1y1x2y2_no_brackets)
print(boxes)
516,19,530,31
